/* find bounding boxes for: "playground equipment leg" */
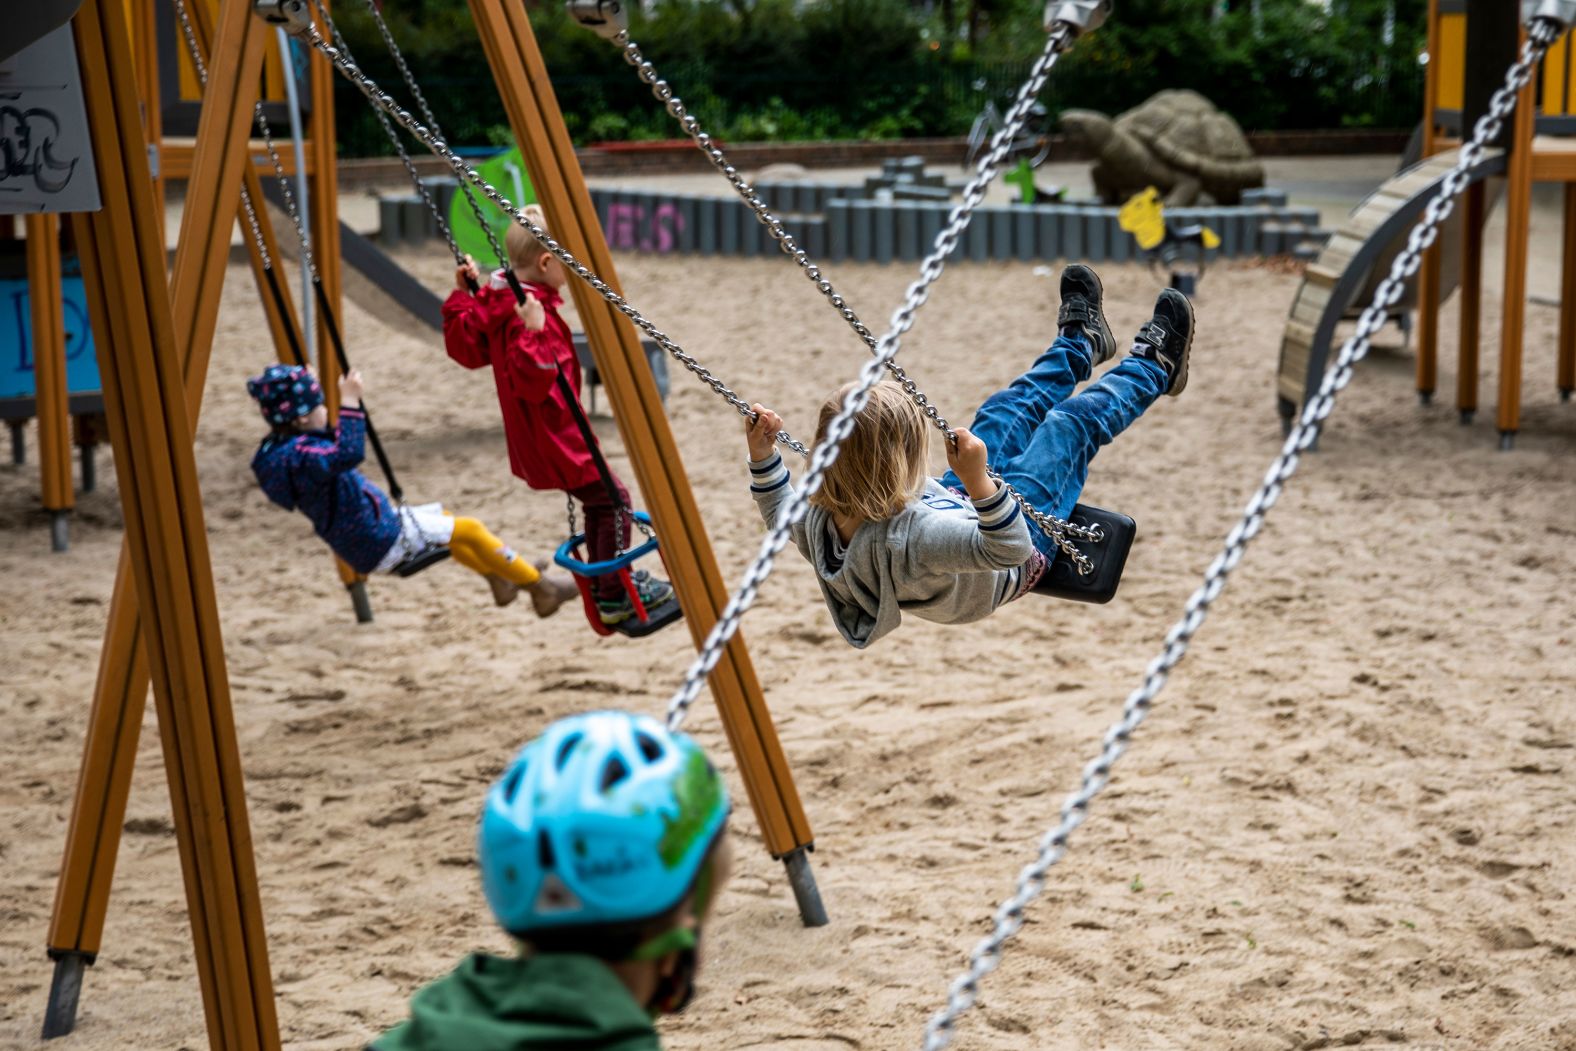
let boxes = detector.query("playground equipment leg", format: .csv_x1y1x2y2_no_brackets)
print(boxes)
27,213,75,550
1457,181,1486,425
1416,242,1442,405
79,442,95,492
1497,28,1537,449
10,420,24,465
41,950,89,1039
468,0,823,924
44,1,276,1041
1559,184,1576,402
348,580,374,623
782,847,830,928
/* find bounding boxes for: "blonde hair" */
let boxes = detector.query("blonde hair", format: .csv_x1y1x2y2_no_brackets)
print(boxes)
808,381,929,524
506,205,551,270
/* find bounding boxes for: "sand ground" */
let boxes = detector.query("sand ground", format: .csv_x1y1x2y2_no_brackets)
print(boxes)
2,236,1574,1051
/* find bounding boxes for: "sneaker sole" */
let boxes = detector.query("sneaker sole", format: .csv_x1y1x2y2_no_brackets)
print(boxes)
1165,290,1195,397
1064,265,1116,367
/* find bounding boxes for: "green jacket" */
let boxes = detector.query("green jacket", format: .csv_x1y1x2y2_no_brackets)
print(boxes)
372,953,661,1051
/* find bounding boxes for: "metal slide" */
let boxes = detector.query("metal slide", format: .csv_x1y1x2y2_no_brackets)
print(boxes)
1276,148,1507,425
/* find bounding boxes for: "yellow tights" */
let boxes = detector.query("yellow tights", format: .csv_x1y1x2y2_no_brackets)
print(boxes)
448,516,541,586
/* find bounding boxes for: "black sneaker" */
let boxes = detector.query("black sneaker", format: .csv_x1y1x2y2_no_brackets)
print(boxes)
597,570,676,625
1131,288,1195,396
1057,264,1116,367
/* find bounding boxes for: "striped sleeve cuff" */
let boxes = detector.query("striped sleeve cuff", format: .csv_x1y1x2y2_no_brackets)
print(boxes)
339,406,365,418
748,453,790,493
973,486,1021,532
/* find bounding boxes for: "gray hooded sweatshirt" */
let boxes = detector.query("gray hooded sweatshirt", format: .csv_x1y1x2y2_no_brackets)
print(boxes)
749,451,1036,648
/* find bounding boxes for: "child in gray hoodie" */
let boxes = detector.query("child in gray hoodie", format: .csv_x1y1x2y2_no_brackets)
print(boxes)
746,265,1193,648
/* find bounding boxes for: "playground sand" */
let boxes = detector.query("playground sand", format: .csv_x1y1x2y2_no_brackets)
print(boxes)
2,253,1574,1051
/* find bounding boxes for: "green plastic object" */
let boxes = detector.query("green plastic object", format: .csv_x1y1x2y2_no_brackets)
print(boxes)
1004,158,1038,205
449,146,538,266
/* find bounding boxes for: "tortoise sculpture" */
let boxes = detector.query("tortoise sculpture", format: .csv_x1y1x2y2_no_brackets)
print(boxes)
1060,89,1266,207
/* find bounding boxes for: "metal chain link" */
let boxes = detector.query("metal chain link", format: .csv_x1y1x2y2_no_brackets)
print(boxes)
349,0,509,268
304,0,467,265
294,25,815,460
172,0,274,270
918,21,1561,1051
612,28,1101,565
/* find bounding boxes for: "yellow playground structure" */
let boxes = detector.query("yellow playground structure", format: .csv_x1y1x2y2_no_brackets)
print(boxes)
1280,0,1576,448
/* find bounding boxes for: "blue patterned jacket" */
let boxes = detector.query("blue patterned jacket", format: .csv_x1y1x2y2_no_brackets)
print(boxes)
251,407,401,573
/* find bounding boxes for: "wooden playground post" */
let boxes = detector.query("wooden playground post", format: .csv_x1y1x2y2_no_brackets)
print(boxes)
63,2,279,1049
1497,24,1538,449
466,0,825,924
133,0,166,247
43,0,277,1040
26,214,75,552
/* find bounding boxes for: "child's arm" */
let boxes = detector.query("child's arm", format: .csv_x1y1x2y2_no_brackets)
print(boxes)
441,270,493,369
745,405,810,554
906,428,1033,573
496,296,563,404
305,372,368,475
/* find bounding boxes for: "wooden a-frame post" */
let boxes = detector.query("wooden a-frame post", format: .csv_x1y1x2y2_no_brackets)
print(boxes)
42,0,281,1041
465,0,825,924
26,214,75,552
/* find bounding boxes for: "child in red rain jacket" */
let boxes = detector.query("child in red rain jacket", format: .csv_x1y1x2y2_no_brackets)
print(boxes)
441,206,674,626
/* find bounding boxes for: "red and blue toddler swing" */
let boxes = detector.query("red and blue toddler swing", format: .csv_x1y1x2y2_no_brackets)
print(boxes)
553,511,684,638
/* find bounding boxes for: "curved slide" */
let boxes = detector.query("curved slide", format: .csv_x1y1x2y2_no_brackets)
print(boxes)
1276,149,1507,424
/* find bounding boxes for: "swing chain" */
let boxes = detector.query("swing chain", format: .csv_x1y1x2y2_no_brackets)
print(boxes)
172,0,275,273
289,22,814,459
607,27,1101,561
659,22,1101,733
919,22,1560,1051
352,0,510,271
310,1,466,266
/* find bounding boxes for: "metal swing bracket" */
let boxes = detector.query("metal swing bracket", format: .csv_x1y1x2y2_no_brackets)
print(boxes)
566,0,628,40
1046,0,1112,40
255,0,313,37
1525,0,1576,29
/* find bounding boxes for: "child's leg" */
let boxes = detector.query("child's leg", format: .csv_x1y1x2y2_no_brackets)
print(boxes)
448,517,542,586
940,333,1094,492
998,356,1168,554
568,477,633,601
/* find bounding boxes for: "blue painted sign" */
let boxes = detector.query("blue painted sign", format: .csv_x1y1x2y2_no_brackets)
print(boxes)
0,256,99,400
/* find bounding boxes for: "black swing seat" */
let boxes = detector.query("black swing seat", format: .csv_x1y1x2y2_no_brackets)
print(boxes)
1032,503,1136,605
606,595,685,639
391,546,451,579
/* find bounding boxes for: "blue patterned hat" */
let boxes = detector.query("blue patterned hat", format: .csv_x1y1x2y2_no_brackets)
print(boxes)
246,364,324,426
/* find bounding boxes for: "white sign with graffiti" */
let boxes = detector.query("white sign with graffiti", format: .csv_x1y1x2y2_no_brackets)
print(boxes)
0,24,99,214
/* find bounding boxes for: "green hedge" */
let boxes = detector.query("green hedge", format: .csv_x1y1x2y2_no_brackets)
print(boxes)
327,0,1426,157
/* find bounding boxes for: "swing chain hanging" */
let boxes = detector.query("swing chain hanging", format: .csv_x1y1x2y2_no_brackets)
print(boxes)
601,23,1103,563
660,16,1121,730
919,19,1562,1051
350,0,510,271
282,19,817,462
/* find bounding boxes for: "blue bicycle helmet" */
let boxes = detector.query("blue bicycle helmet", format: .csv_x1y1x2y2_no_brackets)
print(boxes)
479,711,730,937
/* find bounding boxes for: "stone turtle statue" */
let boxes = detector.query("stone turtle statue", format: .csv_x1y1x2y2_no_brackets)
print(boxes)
1061,89,1266,207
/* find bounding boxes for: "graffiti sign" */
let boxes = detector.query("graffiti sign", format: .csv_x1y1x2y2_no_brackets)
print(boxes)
0,24,99,214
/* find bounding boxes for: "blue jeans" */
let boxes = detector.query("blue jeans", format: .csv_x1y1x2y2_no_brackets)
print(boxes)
940,333,1167,559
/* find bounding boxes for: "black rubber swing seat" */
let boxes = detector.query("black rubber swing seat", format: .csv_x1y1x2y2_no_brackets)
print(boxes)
1032,503,1136,605
606,596,685,639
391,547,451,578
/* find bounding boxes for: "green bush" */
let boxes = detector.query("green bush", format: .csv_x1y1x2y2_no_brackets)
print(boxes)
327,0,1426,157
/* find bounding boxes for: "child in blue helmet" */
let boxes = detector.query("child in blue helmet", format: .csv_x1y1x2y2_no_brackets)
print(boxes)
372,711,734,1051
248,363,577,614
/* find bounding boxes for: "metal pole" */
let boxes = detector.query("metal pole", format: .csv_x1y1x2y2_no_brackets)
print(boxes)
277,26,315,365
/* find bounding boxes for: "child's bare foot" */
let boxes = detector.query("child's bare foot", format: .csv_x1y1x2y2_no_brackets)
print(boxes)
487,574,520,608
527,558,580,619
